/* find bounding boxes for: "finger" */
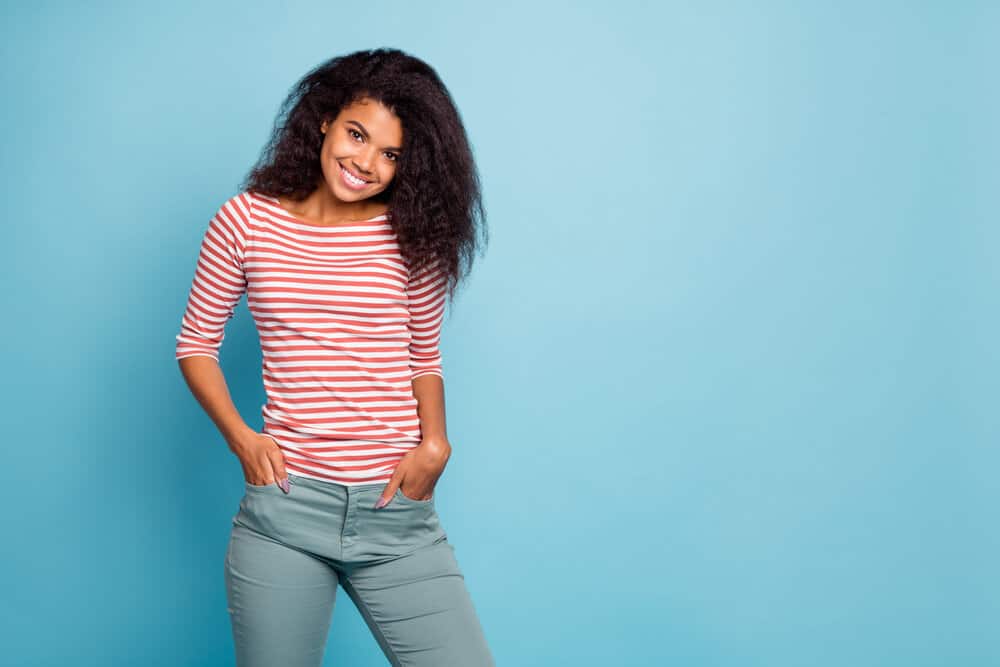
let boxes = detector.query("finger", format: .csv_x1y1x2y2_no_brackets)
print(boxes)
374,473,403,509
267,449,290,493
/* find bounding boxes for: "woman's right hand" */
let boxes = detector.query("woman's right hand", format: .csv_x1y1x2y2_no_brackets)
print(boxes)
230,430,290,492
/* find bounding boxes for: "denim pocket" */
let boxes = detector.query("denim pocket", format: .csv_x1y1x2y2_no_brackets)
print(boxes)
394,487,433,505
237,482,289,542
245,481,281,492
245,475,296,492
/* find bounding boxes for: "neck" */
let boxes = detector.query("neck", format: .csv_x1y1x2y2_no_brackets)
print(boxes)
289,187,387,224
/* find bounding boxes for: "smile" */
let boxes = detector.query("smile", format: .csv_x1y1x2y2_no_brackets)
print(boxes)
339,163,372,189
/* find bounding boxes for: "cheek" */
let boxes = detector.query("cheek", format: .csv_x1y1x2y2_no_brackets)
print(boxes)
326,137,351,159
323,155,340,182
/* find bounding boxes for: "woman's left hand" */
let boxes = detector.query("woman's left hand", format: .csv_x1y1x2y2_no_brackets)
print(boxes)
375,437,452,508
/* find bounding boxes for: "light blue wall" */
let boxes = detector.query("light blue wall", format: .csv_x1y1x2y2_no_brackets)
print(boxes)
1,1,996,665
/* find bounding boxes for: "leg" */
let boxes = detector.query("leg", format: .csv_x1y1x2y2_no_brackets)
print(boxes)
225,521,339,667
341,540,495,667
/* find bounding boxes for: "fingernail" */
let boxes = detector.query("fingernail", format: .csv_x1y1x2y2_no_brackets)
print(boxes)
374,496,387,509
279,478,290,493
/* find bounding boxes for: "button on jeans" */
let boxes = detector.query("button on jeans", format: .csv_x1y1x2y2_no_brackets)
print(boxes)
224,473,495,667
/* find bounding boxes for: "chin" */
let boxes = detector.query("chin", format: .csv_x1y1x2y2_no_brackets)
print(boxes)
344,188,381,202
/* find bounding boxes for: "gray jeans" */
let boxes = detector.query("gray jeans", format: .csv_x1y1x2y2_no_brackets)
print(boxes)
225,473,495,666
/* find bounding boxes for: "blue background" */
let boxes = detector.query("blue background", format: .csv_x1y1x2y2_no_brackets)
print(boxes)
1,1,996,665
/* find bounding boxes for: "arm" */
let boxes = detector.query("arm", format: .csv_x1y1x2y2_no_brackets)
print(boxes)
412,373,449,454
178,356,256,450
406,259,451,455
375,260,451,506
179,356,287,487
174,196,265,461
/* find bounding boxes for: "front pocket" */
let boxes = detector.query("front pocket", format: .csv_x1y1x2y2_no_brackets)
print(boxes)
237,484,286,541
394,487,433,504
245,480,282,492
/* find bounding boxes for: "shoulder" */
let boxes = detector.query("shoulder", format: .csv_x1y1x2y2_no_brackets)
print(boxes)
229,191,258,220
221,190,270,230
206,192,256,246
210,191,253,221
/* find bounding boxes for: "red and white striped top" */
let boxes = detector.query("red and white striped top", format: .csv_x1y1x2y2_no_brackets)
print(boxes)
175,191,448,486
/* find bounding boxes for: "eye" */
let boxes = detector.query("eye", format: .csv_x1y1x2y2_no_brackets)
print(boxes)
384,152,398,162
348,129,363,141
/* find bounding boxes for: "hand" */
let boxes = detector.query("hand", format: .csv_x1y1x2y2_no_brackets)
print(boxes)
375,437,451,508
231,430,290,493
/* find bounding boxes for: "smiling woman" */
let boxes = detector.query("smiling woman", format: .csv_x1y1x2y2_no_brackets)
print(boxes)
173,48,494,666
277,100,404,220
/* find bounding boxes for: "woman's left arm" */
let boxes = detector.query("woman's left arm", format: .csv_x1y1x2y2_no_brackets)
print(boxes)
375,261,452,507
412,373,451,456
375,375,452,507
404,258,451,460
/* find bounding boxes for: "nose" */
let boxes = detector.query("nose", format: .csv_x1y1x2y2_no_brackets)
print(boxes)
353,146,377,175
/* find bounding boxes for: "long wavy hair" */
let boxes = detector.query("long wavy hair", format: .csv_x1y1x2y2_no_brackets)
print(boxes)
241,48,487,304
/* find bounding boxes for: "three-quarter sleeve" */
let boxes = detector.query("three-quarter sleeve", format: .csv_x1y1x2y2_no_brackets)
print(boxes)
405,259,448,381
174,194,251,361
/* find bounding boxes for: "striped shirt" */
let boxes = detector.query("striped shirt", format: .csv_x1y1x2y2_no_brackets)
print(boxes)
175,191,447,486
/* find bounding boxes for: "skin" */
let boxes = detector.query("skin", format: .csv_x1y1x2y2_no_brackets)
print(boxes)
278,97,401,226
177,97,451,507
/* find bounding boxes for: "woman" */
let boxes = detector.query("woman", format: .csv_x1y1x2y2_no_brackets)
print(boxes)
174,48,493,666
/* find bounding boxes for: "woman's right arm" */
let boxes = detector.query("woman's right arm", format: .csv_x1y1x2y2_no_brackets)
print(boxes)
177,355,255,452
177,356,287,486
175,194,289,488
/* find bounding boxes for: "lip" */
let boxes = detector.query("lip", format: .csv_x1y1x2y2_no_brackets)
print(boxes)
339,162,373,190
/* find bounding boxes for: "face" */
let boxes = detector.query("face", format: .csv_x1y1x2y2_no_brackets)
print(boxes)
319,97,403,202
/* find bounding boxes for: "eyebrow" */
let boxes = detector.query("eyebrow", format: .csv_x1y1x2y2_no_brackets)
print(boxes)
345,120,402,152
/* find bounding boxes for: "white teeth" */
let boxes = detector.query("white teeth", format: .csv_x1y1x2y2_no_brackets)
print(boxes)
341,165,367,186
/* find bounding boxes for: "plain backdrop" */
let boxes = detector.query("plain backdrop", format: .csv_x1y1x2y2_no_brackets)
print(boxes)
1,1,996,665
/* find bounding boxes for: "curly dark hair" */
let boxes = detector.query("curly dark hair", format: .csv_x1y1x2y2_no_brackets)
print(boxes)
241,47,487,304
